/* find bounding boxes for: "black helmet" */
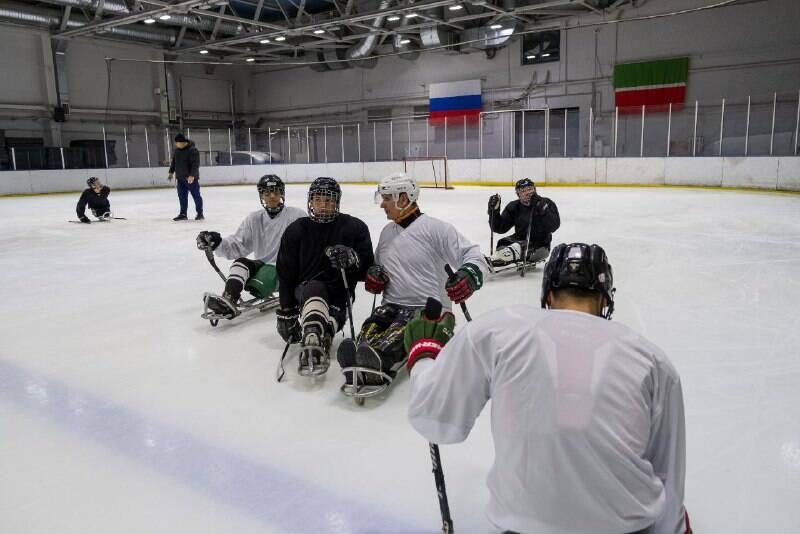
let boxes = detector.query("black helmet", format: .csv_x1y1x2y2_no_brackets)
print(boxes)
87,177,100,188
307,177,341,223
515,178,535,191
257,175,285,216
541,243,615,319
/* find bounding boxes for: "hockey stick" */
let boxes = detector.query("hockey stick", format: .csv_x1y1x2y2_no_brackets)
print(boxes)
275,341,292,382
422,297,455,534
204,248,227,283
444,264,472,323
339,267,356,340
489,197,496,255
520,203,535,278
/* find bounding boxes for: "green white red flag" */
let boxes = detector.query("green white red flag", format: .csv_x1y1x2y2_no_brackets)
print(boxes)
614,57,688,112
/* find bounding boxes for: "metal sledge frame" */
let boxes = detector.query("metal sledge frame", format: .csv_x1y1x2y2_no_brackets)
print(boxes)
200,248,279,327
339,365,394,405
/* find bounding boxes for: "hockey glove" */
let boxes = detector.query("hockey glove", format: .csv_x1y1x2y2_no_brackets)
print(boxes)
487,194,501,214
196,231,222,251
365,264,389,294
403,308,456,372
79,216,91,224
276,307,301,343
326,245,360,271
445,263,483,304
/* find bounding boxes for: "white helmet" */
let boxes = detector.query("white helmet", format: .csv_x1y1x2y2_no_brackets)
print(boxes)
374,172,420,205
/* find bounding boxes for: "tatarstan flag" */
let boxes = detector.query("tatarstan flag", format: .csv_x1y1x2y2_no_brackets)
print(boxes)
614,57,688,111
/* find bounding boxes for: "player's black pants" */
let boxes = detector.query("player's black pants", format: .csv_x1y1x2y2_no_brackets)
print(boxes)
356,303,420,377
496,237,549,263
294,280,346,336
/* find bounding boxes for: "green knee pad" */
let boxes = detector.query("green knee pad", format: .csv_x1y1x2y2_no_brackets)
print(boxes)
245,264,277,299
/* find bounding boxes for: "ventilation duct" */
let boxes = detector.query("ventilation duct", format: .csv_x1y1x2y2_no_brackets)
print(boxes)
344,0,391,68
36,0,243,36
392,33,419,60
0,1,184,45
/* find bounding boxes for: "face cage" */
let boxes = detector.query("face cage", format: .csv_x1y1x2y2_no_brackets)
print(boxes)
259,186,285,214
308,190,340,223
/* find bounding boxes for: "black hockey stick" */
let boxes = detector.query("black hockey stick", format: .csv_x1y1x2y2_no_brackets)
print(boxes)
339,267,356,340
444,264,472,323
275,341,292,382
204,248,227,283
423,297,454,534
520,203,535,278
489,196,496,255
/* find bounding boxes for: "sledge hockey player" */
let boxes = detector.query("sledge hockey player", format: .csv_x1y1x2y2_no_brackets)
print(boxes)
404,243,692,534
196,175,304,319
338,172,487,399
487,178,560,271
76,177,111,223
275,177,373,376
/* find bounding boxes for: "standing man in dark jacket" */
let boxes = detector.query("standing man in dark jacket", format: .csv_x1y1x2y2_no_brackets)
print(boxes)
276,177,374,377
168,133,203,221
487,178,560,268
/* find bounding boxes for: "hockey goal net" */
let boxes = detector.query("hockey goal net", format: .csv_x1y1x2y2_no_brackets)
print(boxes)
403,156,452,189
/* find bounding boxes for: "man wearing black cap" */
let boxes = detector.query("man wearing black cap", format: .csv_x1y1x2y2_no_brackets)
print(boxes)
168,133,203,221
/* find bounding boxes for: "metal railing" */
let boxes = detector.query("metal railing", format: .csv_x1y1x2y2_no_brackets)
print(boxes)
2,89,798,171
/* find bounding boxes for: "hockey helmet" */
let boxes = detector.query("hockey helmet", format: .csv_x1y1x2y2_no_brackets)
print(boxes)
87,176,101,188
540,243,615,319
308,177,341,223
257,174,285,215
374,172,420,205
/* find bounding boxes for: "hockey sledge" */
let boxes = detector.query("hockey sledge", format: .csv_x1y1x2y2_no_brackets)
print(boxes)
337,340,393,405
201,292,279,327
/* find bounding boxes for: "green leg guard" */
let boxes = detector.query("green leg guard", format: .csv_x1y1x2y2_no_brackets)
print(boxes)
244,263,277,299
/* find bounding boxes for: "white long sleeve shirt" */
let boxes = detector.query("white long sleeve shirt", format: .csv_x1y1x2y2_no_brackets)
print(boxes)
375,213,488,308
215,206,305,264
409,305,688,534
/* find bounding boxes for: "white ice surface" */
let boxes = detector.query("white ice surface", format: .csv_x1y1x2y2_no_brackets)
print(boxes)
1,184,799,533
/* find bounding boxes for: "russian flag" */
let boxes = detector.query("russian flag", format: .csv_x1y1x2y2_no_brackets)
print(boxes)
429,80,482,126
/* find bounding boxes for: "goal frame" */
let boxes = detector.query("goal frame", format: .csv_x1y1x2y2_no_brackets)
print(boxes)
402,156,453,189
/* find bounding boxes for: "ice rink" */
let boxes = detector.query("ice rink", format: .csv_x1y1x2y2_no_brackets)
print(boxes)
1,183,799,533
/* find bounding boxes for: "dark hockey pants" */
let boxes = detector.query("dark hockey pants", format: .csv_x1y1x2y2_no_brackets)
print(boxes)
497,236,549,263
294,280,346,337
356,303,420,377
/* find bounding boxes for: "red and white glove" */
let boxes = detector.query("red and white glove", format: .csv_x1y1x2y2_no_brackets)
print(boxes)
445,263,483,304
365,264,389,294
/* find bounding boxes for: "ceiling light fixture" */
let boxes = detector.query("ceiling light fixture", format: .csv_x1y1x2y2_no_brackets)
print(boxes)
405,13,419,18
400,39,411,44
275,36,286,41
259,39,270,44
143,17,156,24
387,15,400,21
448,4,463,10
526,54,536,59
246,58,255,62
541,52,551,57
199,49,209,54
159,14,171,20
500,28,513,35
490,23,502,29
313,29,325,34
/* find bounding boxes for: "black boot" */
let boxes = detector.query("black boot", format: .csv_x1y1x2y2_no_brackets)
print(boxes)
195,212,204,221
173,214,188,221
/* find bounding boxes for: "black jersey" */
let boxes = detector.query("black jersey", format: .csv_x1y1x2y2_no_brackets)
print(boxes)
277,213,374,310
76,186,111,218
489,195,560,250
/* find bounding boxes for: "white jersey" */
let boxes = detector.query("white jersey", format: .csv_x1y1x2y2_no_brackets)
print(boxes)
409,305,688,534
375,213,488,308
215,206,305,264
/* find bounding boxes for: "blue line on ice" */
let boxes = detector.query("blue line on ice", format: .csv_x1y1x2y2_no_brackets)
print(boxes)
0,359,427,533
